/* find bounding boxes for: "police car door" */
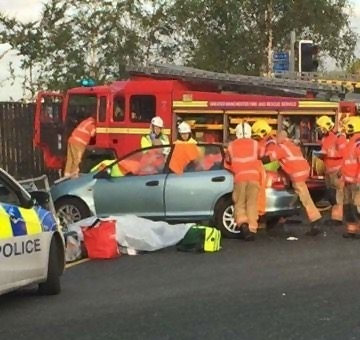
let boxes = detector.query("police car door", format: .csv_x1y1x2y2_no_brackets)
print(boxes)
0,204,14,292
0,184,43,285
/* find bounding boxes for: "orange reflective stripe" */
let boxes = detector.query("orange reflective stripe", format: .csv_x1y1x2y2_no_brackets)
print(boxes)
344,175,356,182
344,160,357,164
236,170,259,176
231,143,258,163
268,150,276,159
69,118,95,146
291,170,309,178
328,148,336,157
278,144,303,161
326,165,341,172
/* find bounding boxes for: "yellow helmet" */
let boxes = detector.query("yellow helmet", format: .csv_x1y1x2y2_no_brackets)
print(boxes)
251,119,272,138
316,115,334,132
343,116,360,135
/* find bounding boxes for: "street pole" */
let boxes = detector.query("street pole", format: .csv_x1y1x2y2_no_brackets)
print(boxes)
290,30,296,73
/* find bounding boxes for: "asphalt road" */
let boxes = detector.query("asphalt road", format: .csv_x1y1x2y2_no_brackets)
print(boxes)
1,217,360,340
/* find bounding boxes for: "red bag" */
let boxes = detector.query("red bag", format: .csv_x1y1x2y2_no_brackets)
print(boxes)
82,220,120,259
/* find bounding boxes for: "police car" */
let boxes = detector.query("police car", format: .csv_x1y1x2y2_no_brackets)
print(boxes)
0,169,65,296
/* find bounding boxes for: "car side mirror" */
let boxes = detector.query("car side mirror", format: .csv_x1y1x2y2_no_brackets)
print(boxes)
31,190,50,206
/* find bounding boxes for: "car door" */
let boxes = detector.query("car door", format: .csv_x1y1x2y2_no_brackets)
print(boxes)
164,144,233,220
93,145,172,219
0,203,14,293
0,179,44,285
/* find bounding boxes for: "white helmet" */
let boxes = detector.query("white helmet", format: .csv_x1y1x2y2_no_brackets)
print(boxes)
151,116,164,128
235,122,252,139
178,122,191,134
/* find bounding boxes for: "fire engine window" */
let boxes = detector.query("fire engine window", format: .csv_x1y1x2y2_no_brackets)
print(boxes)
130,95,156,123
113,96,125,122
98,96,107,122
66,94,97,124
282,116,316,143
40,96,62,123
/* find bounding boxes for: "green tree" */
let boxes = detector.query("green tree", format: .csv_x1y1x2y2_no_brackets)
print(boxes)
171,0,358,74
0,0,178,96
347,58,360,74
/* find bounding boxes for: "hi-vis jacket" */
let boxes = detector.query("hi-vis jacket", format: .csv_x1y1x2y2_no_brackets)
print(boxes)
174,138,197,144
141,133,170,149
267,138,310,182
340,133,360,184
257,136,280,172
320,131,347,173
68,117,96,147
226,138,262,183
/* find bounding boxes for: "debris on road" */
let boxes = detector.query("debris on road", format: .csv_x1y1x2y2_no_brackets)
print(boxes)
286,237,298,241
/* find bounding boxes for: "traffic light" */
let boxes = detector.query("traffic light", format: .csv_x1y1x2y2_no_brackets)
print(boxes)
296,40,319,73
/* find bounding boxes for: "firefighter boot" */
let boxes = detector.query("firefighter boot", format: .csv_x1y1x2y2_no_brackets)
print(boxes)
342,204,360,239
305,220,322,236
240,224,255,242
326,188,343,226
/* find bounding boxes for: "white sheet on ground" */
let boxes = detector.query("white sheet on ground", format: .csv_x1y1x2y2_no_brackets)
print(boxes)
67,215,193,252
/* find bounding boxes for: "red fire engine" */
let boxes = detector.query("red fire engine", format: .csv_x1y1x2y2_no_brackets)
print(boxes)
34,64,353,174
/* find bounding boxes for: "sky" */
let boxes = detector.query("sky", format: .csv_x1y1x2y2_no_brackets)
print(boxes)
0,0,360,100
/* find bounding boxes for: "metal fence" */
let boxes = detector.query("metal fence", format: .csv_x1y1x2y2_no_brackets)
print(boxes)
0,102,46,180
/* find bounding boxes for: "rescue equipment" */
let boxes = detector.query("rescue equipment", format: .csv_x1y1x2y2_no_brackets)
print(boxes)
82,219,120,259
176,226,221,253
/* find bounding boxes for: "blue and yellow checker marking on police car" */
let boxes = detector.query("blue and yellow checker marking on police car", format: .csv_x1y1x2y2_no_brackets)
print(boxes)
0,204,57,240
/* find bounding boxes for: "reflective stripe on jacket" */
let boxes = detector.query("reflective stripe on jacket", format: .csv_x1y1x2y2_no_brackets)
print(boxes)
321,131,343,173
227,138,261,183
340,133,360,183
267,138,309,182
141,134,170,149
258,136,280,171
90,160,124,177
68,117,95,147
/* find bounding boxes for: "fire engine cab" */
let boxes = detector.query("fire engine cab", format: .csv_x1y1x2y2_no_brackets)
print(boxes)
34,64,352,175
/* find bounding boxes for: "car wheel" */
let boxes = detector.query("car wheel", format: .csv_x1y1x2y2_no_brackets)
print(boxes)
38,237,61,296
215,198,241,239
55,197,90,227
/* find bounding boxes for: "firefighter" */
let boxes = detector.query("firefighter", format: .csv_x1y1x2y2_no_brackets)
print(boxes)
225,122,263,241
252,119,288,235
64,114,96,178
339,116,360,239
251,119,279,171
141,116,169,148
262,130,323,236
175,122,197,144
315,115,347,225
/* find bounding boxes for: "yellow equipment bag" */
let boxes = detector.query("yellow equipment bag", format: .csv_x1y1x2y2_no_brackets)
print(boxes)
176,226,221,253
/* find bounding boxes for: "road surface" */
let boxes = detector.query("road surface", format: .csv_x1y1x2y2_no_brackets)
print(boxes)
1,219,360,340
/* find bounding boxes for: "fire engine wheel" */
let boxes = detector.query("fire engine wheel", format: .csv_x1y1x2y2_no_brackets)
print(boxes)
55,198,90,227
215,198,241,239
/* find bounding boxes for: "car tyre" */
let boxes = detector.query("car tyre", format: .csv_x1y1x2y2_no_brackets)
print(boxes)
55,197,90,227
39,237,61,296
215,197,241,239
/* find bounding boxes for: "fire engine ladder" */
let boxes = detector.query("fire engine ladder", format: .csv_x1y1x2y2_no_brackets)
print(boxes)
274,72,360,92
126,63,343,95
